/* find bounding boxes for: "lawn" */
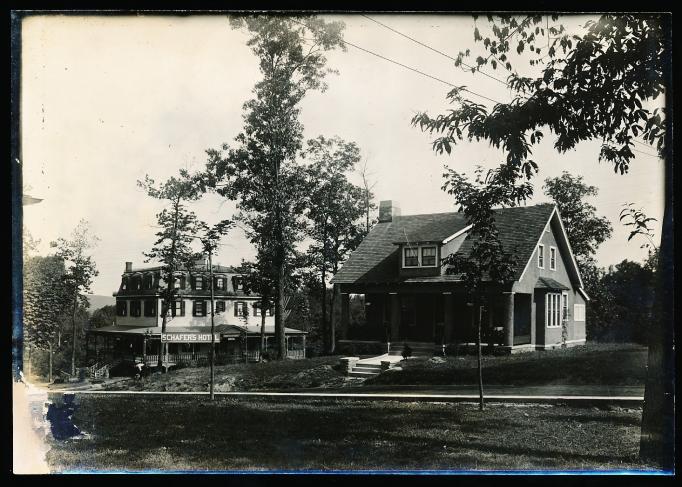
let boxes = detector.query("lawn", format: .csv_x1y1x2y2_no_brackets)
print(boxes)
100,342,647,392
104,355,355,392
44,393,658,472
366,342,648,387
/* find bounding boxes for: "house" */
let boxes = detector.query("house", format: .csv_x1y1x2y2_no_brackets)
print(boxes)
86,257,306,367
331,201,588,355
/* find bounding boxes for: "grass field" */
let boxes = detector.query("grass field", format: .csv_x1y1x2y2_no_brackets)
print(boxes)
100,342,647,392
45,394,657,472
367,343,648,387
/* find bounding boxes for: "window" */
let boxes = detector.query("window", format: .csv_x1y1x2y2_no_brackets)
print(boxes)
254,303,273,317
132,276,141,290
193,300,207,317
116,300,127,317
574,304,586,322
143,274,153,289
216,277,225,290
550,247,557,270
130,300,141,317
195,276,203,290
404,247,419,267
121,277,128,291
216,300,226,313
546,293,561,328
421,246,437,267
538,244,545,268
144,300,156,317
173,276,181,289
234,301,247,317
233,276,243,291
172,300,184,317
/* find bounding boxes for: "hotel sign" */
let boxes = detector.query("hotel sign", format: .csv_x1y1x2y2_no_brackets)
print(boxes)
160,333,221,343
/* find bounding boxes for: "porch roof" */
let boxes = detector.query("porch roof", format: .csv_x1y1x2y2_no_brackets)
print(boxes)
535,277,570,290
88,324,307,336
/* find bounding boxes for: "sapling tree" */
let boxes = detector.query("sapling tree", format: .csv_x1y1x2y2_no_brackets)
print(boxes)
441,164,532,411
51,219,99,377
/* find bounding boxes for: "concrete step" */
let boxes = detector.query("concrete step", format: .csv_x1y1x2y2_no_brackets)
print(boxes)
354,364,382,371
348,370,380,378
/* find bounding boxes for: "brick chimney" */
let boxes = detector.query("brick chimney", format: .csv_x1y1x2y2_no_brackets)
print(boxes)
378,200,401,223
125,261,132,272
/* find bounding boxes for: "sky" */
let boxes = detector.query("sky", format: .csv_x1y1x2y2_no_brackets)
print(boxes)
20,13,666,296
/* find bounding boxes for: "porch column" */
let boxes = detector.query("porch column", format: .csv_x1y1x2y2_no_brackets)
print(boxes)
389,293,400,342
502,292,515,347
443,292,455,343
340,293,350,342
302,335,306,358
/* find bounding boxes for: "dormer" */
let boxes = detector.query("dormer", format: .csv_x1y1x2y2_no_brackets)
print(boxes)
395,241,442,277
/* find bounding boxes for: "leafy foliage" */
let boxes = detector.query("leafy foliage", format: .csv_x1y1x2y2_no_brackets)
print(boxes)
201,15,346,358
415,14,666,178
304,136,367,352
543,171,613,267
619,203,658,250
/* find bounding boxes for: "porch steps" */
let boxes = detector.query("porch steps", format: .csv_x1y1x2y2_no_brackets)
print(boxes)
388,341,438,357
348,363,382,378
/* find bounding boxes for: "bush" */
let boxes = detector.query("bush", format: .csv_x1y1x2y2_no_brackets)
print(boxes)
401,343,412,360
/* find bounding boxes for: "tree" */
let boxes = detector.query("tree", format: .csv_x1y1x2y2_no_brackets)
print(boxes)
441,165,532,410
202,15,346,359
195,219,232,400
305,136,367,353
357,158,378,234
138,174,199,371
543,172,613,268
51,220,99,377
23,255,71,381
89,305,116,329
413,14,671,467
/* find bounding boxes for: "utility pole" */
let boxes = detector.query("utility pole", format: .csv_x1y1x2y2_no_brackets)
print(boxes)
209,252,215,401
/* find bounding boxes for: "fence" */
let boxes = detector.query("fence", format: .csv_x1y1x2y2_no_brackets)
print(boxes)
140,348,304,366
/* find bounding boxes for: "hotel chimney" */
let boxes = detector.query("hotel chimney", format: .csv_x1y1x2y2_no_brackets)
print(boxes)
378,200,401,223
125,261,133,272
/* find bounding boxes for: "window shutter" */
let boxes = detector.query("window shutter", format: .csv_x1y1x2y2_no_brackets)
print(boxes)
192,300,197,317
181,301,185,316
202,300,207,317
234,302,238,316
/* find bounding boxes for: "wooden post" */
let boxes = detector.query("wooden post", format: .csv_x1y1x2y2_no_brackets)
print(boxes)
302,335,306,358
503,292,515,348
143,336,147,365
443,292,455,344
390,293,400,343
209,250,215,401
340,293,350,346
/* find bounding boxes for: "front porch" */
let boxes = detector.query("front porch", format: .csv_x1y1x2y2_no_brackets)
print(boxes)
85,327,307,369
335,286,535,354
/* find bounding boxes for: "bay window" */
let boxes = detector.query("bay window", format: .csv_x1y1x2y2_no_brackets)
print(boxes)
546,292,561,328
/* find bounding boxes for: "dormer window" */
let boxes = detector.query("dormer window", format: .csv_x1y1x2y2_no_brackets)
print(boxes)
421,247,437,266
550,247,557,270
403,245,437,268
404,247,419,267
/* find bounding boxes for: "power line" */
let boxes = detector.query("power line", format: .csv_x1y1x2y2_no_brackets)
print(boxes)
292,18,502,105
360,14,510,87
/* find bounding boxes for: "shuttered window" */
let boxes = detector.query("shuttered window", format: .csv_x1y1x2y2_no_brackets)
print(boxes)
234,301,247,317
193,300,207,317
216,301,226,313
574,304,586,321
144,300,156,317
130,300,142,317
116,300,127,317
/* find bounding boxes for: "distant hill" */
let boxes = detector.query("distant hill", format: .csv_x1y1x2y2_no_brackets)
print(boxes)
85,294,116,313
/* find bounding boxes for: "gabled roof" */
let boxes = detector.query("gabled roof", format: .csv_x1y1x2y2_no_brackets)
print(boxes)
535,277,570,290
332,203,558,285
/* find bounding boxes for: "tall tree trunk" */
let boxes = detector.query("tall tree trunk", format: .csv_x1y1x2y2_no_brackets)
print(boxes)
26,343,31,379
259,295,267,362
70,292,78,376
320,265,328,354
276,264,286,359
